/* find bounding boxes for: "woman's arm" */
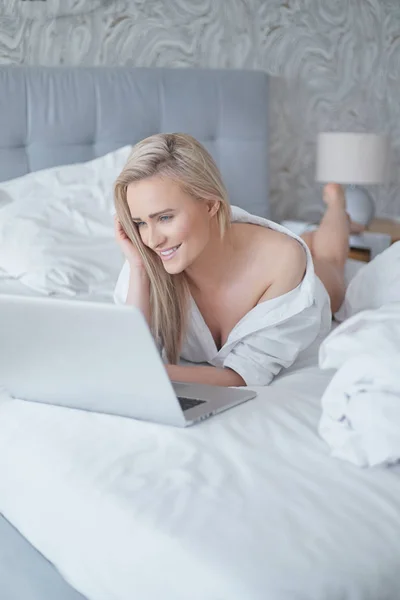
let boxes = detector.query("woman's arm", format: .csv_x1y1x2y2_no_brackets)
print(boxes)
166,364,246,387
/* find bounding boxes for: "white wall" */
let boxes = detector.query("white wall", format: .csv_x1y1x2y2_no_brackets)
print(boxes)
1,0,399,221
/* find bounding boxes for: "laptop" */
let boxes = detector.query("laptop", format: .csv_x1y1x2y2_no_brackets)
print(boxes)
0,295,256,427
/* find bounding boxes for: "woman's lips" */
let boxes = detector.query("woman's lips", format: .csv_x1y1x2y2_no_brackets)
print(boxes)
159,244,181,261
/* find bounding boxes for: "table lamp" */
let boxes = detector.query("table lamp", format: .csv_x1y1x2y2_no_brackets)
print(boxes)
316,132,389,227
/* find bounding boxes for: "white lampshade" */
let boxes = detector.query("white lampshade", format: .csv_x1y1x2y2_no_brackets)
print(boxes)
316,132,389,184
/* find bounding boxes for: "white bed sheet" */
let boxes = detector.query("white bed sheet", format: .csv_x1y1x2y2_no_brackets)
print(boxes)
0,351,399,600
0,268,399,600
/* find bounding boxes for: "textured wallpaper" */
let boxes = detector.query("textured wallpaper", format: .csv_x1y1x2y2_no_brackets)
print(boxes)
1,0,399,221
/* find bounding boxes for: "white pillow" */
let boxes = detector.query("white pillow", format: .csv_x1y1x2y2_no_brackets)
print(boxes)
0,146,132,298
335,242,400,321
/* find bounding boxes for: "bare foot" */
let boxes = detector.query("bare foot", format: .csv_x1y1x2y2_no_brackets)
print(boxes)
323,183,365,234
323,183,346,210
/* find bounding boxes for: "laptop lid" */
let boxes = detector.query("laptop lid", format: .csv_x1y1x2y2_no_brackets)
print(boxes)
0,295,185,427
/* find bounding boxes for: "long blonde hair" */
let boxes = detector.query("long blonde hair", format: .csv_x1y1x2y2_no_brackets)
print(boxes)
114,133,231,364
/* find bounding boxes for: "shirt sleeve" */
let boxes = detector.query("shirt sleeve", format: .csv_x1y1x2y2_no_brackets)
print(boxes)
113,260,130,305
222,301,329,386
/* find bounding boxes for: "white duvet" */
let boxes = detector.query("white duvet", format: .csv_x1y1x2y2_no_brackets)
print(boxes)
317,242,400,468
0,363,400,600
0,146,130,298
319,303,400,467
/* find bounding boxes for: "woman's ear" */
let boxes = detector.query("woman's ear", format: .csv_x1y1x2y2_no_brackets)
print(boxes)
206,197,220,218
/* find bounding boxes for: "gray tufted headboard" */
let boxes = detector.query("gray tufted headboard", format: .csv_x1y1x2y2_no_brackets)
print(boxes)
0,66,269,217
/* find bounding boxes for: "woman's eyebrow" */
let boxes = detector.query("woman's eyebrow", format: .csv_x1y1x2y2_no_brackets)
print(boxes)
132,208,175,221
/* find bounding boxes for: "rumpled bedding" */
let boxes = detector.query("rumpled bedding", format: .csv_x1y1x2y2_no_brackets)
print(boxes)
319,303,400,467
0,363,400,600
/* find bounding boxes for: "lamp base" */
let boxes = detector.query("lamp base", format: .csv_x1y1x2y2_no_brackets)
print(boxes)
345,185,375,228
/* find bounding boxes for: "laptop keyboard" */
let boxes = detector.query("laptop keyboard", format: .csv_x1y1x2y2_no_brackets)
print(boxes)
178,397,206,412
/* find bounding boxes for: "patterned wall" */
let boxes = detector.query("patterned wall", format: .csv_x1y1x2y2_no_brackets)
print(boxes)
1,0,399,221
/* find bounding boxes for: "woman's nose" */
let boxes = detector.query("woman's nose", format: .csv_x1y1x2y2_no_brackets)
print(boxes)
147,225,165,249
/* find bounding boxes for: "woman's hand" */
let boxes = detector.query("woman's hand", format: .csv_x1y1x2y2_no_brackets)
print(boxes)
114,215,144,268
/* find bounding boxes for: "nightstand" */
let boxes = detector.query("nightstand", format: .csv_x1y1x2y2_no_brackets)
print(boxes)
368,217,400,243
349,217,400,262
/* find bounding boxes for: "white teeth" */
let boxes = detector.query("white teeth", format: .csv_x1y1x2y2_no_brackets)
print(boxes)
161,245,179,256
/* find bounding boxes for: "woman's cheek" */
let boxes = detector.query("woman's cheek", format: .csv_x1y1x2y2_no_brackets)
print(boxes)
173,217,194,241
139,229,147,245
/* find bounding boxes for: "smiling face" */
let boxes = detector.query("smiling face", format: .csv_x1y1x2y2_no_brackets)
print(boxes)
127,176,219,274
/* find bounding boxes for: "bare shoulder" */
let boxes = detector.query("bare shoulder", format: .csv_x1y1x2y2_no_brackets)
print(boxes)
246,225,307,303
263,227,307,265
232,222,307,303
260,228,307,302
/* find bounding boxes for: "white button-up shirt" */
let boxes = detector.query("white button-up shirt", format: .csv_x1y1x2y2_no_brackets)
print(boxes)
114,206,332,386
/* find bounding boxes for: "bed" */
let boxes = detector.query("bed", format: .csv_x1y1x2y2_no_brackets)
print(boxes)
0,66,399,600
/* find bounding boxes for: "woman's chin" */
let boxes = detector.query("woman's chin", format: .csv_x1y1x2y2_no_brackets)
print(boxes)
163,261,185,275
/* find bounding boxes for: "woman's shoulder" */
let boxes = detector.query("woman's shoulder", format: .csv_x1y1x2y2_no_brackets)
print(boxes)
230,206,308,256
258,228,307,303
232,217,307,303
232,219,305,260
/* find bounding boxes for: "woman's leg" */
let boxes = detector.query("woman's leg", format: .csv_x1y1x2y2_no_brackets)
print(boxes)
301,183,351,313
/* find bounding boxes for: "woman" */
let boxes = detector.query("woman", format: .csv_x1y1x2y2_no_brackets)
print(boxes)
113,133,350,387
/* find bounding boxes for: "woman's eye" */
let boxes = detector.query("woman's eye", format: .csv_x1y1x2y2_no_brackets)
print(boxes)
159,215,172,223
135,221,145,227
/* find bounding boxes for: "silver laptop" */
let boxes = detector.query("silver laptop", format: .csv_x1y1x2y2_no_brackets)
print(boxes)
0,295,256,427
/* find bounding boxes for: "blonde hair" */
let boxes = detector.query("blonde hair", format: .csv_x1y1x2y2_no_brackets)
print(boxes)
114,133,231,363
